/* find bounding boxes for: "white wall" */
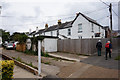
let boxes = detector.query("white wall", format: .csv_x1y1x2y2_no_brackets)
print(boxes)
33,14,105,39
59,28,71,39
44,38,57,52
71,14,105,39
71,14,91,39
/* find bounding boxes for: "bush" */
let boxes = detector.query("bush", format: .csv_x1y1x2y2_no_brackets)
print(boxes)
41,52,50,57
0,60,14,79
24,50,37,55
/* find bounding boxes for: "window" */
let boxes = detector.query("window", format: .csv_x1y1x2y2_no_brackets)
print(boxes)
68,29,71,36
91,23,94,32
78,36,82,39
51,31,52,36
57,30,59,37
78,24,82,33
95,33,100,37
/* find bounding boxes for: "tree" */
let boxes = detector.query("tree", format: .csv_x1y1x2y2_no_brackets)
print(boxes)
10,32,28,44
0,29,10,43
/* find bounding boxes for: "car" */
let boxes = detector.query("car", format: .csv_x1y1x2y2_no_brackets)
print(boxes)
6,43,14,49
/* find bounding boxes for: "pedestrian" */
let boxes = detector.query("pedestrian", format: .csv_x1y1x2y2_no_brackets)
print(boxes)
13,43,15,50
105,41,112,60
96,40,102,56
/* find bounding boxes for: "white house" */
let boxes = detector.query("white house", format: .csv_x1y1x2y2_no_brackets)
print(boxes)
29,12,105,39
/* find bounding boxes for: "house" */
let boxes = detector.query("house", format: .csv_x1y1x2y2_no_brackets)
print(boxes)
112,30,120,37
103,26,111,38
29,12,105,39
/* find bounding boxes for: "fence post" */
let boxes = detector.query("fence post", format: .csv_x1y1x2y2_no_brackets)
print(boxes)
38,40,41,76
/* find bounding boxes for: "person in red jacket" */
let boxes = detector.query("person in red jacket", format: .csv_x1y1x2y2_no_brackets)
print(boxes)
13,43,15,49
105,41,112,60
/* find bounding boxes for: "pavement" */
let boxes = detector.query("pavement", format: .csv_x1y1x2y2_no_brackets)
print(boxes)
48,52,88,62
2,49,73,78
51,49,119,78
14,65,39,78
2,48,120,78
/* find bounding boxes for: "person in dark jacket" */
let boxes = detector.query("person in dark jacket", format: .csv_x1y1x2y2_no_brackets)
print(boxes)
105,41,112,60
96,40,102,56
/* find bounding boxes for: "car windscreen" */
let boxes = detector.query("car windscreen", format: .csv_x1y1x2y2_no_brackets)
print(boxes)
8,43,13,46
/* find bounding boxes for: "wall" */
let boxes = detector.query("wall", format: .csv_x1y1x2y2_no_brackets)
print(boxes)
71,14,105,39
44,38,57,52
59,28,71,39
57,38,120,55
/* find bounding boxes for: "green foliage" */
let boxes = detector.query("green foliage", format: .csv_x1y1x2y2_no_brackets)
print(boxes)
44,62,51,65
0,29,10,43
30,36,44,44
24,50,37,55
24,50,49,57
27,62,33,67
115,55,120,60
41,52,50,57
10,32,28,44
0,60,14,79
11,57,38,69
16,56,22,62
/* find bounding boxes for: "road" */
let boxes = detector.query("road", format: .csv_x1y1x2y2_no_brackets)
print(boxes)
2,48,120,78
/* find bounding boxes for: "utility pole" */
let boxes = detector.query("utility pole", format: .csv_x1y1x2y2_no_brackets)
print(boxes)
109,3,112,43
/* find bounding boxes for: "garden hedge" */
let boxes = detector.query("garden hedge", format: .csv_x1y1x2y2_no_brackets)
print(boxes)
0,60,14,79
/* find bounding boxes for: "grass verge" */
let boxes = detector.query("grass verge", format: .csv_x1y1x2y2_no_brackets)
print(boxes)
115,55,120,60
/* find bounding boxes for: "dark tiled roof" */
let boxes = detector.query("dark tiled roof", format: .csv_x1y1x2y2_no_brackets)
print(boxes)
35,29,45,34
29,31,36,35
38,35,58,38
30,12,103,35
44,21,72,32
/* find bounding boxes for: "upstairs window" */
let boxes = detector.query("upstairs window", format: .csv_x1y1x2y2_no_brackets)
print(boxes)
78,24,82,33
68,29,71,36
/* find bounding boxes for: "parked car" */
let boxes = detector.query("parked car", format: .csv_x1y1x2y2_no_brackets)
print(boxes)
6,43,14,49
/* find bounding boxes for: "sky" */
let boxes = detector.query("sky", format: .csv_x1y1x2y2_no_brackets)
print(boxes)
0,0,119,34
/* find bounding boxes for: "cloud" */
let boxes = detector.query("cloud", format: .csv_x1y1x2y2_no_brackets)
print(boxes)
0,0,119,34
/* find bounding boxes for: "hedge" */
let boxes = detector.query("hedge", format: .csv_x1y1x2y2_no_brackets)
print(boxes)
0,60,14,79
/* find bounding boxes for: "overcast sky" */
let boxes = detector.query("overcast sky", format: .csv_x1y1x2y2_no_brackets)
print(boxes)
0,0,119,34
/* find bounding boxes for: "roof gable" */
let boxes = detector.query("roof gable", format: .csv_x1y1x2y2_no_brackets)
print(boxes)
72,12,103,28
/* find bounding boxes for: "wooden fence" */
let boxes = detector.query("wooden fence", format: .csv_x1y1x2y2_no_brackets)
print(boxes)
57,38,120,55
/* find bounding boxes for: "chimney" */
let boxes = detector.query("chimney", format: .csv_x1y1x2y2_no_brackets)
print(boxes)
36,27,38,32
76,12,79,16
45,23,48,29
29,29,31,34
58,19,61,26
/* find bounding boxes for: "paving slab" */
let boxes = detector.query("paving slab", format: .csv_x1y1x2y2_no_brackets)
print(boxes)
2,49,60,77
13,65,39,78
48,52,88,62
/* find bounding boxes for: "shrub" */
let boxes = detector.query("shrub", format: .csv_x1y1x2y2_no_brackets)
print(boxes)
24,50,37,55
0,60,14,79
16,56,22,62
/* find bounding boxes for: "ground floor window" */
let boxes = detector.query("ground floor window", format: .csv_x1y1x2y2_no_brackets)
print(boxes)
95,33,100,37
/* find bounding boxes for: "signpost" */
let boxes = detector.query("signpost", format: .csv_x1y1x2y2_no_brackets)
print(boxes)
38,40,41,76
